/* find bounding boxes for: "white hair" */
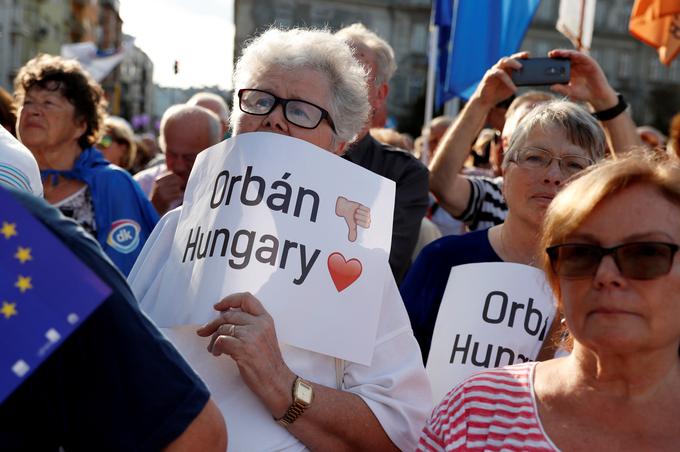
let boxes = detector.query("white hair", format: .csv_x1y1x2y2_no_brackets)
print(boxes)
231,27,369,144
159,104,221,151
187,92,230,120
335,23,397,86
502,100,607,169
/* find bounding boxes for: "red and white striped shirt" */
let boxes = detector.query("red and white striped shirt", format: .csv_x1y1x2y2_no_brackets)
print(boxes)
418,362,559,451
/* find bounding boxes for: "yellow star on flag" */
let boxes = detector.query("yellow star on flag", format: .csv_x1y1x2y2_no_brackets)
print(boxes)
1,301,17,319
15,275,32,293
1,222,17,239
14,246,32,264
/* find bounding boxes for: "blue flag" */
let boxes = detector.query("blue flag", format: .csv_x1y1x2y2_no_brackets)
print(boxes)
0,188,111,404
435,0,541,106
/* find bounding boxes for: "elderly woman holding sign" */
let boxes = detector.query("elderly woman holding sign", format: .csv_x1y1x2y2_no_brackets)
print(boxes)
419,152,680,450
129,28,431,451
402,99,607,362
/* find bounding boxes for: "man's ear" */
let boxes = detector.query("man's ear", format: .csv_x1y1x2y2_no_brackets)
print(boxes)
377,83,389,103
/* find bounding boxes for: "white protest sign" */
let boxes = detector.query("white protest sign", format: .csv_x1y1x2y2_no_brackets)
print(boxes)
426,262,556,403
152,132,395,365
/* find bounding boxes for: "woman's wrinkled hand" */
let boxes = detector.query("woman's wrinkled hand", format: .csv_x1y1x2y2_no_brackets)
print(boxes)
197,292,296,417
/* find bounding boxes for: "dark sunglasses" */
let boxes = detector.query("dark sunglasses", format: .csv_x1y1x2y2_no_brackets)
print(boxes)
546,242,679,280
238,88,336,132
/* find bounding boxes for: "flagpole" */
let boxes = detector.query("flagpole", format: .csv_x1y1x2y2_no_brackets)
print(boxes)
422,6,439,166
577,0,586,51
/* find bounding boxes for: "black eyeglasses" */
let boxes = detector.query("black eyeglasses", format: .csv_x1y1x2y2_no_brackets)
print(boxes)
238,89,336,132
511,147,594,177
546,242,679,280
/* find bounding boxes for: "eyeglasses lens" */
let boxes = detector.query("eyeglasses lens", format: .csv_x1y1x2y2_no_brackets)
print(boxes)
240,90,275,115
239,89,324,129
548,242,677,280
517,148,591,175
617,243,674,279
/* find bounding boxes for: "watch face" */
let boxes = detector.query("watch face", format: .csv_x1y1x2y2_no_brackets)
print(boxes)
295,379,314,405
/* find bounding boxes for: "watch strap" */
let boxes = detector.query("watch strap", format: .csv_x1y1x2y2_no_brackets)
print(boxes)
275,377,312,427
276,401,307,427
592,93,628,121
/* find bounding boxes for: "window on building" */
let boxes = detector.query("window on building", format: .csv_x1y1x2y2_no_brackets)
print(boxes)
618,52,632,79
671,61,680,82
650,58,664,81
408,75,425,104
410,23,426,52
590,48,602,67
595,1,608,27
274,0,295,27
535,41,550,58
536,0,555,21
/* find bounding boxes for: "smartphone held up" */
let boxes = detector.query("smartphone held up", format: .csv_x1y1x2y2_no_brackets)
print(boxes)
511,58,570,86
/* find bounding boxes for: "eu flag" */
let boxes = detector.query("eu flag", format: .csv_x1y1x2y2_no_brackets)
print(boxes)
0,188,111,403
435,0,541,106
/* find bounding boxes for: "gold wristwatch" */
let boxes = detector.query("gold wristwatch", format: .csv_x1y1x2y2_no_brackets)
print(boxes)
275,376,314,427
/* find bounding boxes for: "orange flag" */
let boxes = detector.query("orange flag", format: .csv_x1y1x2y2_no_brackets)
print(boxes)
629,0,680,65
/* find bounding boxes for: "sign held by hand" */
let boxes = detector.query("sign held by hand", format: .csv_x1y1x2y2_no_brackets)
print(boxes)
148,132,395,364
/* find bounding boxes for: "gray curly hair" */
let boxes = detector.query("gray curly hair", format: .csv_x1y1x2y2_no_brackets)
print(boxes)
335,23,397,86
502,100,607,169
230,27,369,144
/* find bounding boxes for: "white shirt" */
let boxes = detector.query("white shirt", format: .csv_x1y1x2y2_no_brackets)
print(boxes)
0,127,43,197
129,207,433,452
133,162,182,212
133,162,166,197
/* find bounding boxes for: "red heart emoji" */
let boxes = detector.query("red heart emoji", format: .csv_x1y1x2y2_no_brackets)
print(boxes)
327,252,363,292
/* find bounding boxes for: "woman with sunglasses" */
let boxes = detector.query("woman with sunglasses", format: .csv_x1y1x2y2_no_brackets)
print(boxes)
13,55,158,275
130,27,431,451
96,116,137,172
402,100,607,362
419,151,680,450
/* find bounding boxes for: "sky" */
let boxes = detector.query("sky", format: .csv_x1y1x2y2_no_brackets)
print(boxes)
119,0,235,89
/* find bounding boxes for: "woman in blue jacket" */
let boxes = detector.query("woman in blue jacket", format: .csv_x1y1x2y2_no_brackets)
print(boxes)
14,54,158,275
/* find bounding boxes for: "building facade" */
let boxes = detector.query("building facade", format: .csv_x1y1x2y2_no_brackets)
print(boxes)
0,0,72,89
233,0,431,135
524,0,680,133
0,0,155,130
118,41,154,129
233,0,680,135
153,85,232,122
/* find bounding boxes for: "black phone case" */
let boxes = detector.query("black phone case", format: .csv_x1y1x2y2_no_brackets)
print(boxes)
511,58,570,86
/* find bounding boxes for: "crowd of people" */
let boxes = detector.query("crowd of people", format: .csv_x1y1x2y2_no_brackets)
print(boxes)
1,20,680,452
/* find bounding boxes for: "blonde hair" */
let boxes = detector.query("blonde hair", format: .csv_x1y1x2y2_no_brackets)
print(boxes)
335,23,396,85
505,90,554,120
103,116,137,170
669,112,680,159
503,100,606,170
370,127,411,150
540,150,680,301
